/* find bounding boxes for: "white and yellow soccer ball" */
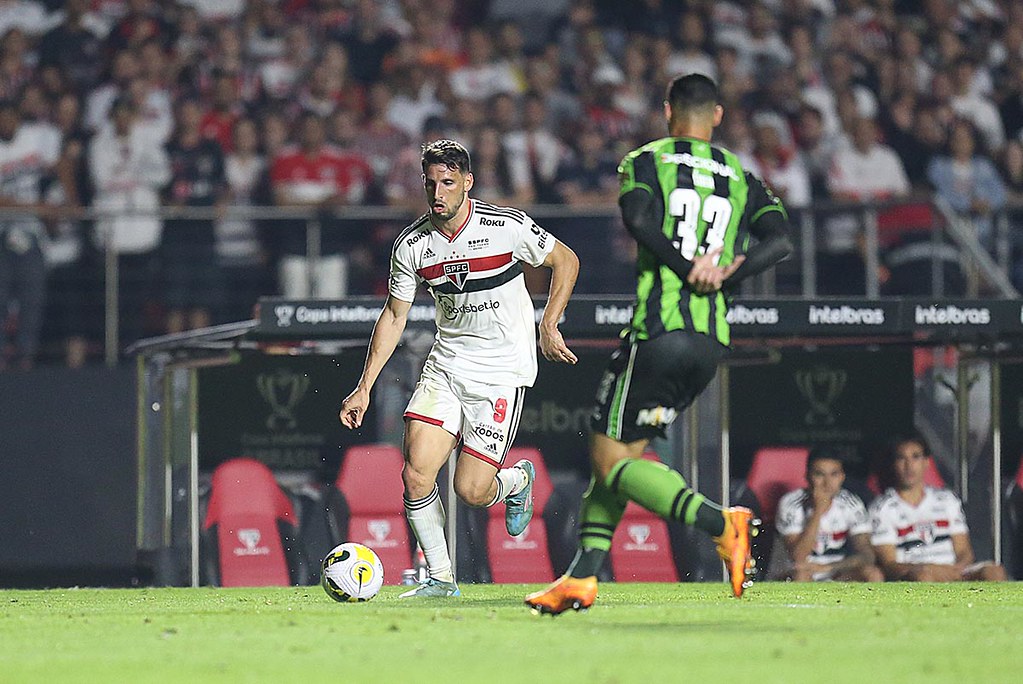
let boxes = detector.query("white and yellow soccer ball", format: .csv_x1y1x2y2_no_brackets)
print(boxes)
321,543,384,602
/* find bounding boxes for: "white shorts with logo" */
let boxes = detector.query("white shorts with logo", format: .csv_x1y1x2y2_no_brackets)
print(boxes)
404,361,526,468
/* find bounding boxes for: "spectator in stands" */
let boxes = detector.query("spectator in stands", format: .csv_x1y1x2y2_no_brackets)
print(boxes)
270,111,372,298
469,125,534,206
504,91,566,204
927,119,1007,252
216,117,268,324
37,0,104,94
793,104,838,199
742,111,811,210
950,57,1005,154
869,433,1007,582
88,95,170,345
775,446,883,582
162,98,226,334
553,122,619,208
0,97,61,371
822,115,910,294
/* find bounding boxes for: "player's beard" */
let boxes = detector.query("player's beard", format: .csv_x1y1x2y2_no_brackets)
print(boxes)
432,191,465,222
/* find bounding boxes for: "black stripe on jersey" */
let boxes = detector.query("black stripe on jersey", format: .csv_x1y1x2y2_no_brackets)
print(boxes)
897,535,951,551
474,201,525,222
705,148,731,335
645,265,665,338
673,140,696,332
428,262,524,294
392,214,430,255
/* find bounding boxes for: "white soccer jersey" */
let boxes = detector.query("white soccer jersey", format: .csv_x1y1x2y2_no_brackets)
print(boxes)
776,488,871,565
869,487,968,565
389,198,555,387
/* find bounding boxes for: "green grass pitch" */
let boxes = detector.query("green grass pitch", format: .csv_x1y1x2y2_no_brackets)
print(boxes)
2,582,1021,683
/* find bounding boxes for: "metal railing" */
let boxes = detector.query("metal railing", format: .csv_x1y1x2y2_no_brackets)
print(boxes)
3,196,1020,367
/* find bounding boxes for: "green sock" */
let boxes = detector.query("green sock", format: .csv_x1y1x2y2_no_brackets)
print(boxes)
606,458,725,537
567,476,625,578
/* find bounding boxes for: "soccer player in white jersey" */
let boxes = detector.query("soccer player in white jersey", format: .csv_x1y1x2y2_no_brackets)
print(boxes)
339,139,579,597
776,446,883,582
869,433,1006,582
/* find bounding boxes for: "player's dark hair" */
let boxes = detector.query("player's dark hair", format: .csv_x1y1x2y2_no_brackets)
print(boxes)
422,138,471,174
666,73,719,114
806,444,848,472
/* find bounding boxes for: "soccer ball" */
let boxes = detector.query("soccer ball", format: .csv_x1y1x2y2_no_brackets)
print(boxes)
321,543,384,602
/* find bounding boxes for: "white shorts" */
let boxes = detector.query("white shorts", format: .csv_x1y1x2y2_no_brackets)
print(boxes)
404,361,526,468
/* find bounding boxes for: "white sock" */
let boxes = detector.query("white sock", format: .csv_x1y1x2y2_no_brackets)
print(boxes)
404,485,454,583
487,465,528,507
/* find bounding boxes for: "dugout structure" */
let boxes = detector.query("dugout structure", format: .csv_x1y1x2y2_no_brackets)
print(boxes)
130,296,1023,586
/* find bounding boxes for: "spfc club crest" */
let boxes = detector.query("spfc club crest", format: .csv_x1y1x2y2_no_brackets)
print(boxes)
443,261,470,289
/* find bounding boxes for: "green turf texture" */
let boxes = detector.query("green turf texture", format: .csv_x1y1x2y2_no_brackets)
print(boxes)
2,582,1021,683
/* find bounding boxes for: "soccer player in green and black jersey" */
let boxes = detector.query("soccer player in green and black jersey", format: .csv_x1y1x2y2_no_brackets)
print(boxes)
527,73,793,613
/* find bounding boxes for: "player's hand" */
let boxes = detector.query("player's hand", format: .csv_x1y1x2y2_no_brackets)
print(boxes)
720,254,746,282
686,246,725,294
810,487,834,514
339,386,370,429
539,325,578,364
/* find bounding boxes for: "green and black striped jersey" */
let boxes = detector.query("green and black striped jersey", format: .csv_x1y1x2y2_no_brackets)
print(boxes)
618,136,787,346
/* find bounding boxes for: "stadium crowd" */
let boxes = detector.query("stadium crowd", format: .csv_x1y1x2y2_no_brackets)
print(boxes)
2,0,1023,369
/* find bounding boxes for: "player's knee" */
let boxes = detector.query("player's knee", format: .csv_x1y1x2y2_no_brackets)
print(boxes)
981,564,1007,581
863,565,885,583
401,461,435,498
909,566,937,582
453,478,491,507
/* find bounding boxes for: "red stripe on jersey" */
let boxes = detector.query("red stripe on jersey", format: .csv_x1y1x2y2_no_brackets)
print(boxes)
415,252,514,280
896,524,914,537
831,530,848,541
934,519,949,528
461,444,501,468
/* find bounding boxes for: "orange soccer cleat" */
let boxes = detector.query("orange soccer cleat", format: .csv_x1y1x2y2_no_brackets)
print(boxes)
713,506,757,598
524,575,598,616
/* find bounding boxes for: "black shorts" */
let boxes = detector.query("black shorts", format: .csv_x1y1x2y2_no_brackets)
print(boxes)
590,330,728,443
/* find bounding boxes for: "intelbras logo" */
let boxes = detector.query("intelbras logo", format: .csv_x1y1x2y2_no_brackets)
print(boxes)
808,305,885,325
595,305,633,325
915,304,990,325
726,305,779,325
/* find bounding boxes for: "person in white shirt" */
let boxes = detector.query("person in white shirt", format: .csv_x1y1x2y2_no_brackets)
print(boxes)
776,446,883,582
869,433,1007,582
0,98,60,370
339,139,579,598
87,95,170,344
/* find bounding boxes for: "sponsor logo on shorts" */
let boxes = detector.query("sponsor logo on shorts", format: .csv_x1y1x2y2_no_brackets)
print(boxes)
635,406,678,427
473,423,505,442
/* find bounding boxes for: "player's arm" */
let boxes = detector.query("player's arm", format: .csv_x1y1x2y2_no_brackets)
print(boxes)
538,239,579,364
871,543,918,580
826,532,875,574
339,294,412,429
950,532,976,572
783,510,823,569
723,172,793,288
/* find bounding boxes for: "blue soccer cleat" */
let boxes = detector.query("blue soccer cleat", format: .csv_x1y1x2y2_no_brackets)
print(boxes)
398,578,461,598
504,459,535,537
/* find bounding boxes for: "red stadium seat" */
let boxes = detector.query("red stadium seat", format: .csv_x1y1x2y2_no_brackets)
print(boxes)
744,447,810,525
335,444,411,585
866,456,947,495
202,457,300,587
609,451,679,581
485,447,555,583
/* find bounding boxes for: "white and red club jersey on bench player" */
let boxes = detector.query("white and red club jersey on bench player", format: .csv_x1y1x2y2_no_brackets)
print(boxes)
868,486,968,565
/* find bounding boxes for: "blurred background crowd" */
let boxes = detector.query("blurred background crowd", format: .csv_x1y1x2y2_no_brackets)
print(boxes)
2,0,1023,370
